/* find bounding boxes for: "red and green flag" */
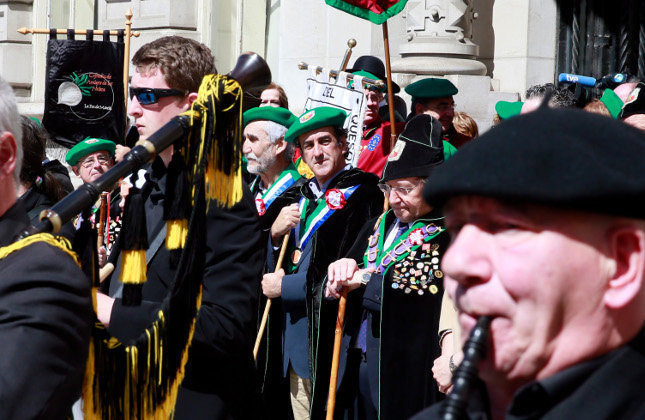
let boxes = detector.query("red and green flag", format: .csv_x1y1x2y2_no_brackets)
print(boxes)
325,0,408,24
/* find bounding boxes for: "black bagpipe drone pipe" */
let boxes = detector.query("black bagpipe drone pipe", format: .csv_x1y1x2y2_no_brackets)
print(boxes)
440,316,492,420
19,52,271,420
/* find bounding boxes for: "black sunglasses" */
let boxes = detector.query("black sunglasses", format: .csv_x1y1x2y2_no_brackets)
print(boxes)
129,87,188,105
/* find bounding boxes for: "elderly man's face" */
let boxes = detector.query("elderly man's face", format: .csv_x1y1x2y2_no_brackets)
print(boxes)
442,196,611,386
383,177,431,223
299,127,347,185
74,150,113,183
243,121,278,175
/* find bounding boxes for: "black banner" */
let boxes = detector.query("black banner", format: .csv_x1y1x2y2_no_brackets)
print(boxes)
43,33,126,148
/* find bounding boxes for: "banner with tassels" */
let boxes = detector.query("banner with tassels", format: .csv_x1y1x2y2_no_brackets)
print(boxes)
83,74,244,419
303,66,368,167
43,29,126,148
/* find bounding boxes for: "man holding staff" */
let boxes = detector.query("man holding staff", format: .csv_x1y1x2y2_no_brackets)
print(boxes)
325,114,450,419
262,106,383,419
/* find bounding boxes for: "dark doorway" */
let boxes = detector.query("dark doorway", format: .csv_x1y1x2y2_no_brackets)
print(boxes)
556,0,645,80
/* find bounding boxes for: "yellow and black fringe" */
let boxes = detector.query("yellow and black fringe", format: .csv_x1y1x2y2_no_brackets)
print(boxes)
82,73,245,418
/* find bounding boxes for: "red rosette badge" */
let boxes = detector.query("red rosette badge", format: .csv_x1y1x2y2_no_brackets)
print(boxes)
325,188,346,210
409,228,424,246
255,198,266,216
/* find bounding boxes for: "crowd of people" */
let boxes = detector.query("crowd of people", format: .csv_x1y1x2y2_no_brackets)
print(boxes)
1,34,645,419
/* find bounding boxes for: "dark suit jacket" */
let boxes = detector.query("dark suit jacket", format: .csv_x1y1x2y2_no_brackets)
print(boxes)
107,159,265,419
411,326,645,419
0,201,92,419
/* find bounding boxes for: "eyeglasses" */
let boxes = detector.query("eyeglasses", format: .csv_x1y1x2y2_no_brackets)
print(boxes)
129,87,188,105
378,180,424,196
79,154,111,169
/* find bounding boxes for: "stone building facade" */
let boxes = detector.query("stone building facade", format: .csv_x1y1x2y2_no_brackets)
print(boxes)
0,0,578,132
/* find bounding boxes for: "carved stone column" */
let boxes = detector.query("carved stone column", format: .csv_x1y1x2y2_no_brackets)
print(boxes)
392,0,486,76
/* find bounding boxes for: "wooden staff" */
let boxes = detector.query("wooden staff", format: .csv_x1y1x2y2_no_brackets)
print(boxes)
327,37,390,418
96,192,108,250
253,232,291,360
326,287,348,420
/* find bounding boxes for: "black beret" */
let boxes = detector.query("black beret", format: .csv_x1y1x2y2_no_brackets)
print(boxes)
381,114,444,182
423,107,645,219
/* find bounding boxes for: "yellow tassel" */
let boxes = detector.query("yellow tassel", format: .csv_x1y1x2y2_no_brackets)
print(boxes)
119,250,147,284
166,219,188,250
0,233,80,266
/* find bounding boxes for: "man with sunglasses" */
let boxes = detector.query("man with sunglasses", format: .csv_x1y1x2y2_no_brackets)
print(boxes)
96,36,265,419
325,114,450,419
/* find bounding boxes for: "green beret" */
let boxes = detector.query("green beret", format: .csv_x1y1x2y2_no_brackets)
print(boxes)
65,137,116,166
243,106,297,130
285,107,348,143
423,107,645,220
405,78,458,101
495,101,524,120
600,88,623,119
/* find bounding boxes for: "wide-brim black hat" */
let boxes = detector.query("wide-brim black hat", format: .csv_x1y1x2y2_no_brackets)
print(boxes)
347,55,400,93
381,114,444,182
422,107,645,219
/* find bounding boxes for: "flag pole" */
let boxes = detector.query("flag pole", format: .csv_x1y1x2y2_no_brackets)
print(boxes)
382,20,397,148
124,9,134,142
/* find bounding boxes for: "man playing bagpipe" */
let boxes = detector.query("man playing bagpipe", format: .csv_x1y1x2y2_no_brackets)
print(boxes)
262,107,384,419
412,104,645,419
95,36,265,419
0,75,92,418
325,114,450,419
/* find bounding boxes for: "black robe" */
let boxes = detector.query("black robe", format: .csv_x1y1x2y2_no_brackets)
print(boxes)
332,208,449,419
0,201,92,418
250,173,306,420
282,168,384,419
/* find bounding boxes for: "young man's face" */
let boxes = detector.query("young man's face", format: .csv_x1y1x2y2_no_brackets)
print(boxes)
127,67,192,141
